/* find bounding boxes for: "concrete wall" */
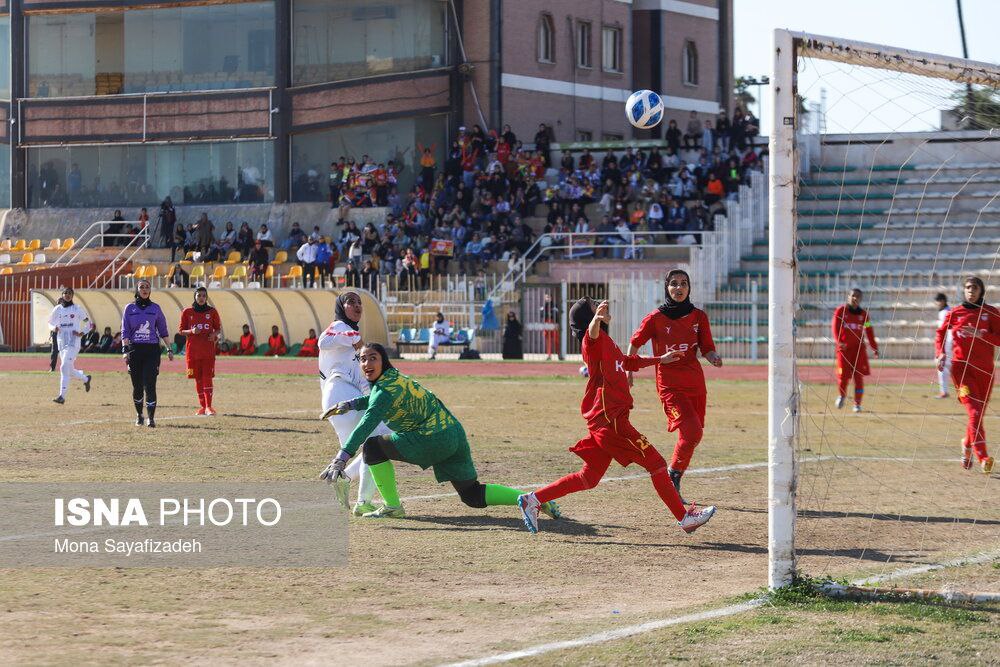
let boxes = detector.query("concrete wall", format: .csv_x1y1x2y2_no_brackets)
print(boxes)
813,130,1000,168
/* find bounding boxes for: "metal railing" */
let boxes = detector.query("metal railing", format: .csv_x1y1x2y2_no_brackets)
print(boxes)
50,221,150,288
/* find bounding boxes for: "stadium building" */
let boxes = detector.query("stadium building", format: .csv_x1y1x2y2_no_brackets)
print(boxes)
0,0,733,217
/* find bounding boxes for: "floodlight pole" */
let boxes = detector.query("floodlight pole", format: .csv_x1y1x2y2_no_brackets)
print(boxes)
768,29,797,590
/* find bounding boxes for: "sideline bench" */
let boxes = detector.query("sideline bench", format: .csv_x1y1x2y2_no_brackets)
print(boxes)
397,327,475,354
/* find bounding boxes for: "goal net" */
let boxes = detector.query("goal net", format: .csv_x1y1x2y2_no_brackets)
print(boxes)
769,31,1000,597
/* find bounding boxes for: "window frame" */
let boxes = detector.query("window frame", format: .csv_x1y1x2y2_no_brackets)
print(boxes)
576,129,593,142
683,39,698,86
537,13,555,64
601,25,622,73
576,20,592,70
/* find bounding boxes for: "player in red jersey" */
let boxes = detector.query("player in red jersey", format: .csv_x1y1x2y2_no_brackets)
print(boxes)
627,269,722,504
179,286,222,415
517,297,717,534
831,288,879,413
936,276,999,473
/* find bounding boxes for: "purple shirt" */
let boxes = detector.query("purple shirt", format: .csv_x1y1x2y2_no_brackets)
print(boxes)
121,302,168,344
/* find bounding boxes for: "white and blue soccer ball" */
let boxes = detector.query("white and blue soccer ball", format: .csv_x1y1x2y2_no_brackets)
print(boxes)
625,89,664,129
579,364,589,378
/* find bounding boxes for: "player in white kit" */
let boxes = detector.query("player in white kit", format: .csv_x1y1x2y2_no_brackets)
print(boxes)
317,292,390,515
48,286,92,404
935,293,953,398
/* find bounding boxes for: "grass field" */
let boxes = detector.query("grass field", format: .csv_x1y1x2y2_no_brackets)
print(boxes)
1,361,997,665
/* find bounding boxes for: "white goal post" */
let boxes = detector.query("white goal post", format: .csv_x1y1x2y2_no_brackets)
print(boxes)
767,30,1000,589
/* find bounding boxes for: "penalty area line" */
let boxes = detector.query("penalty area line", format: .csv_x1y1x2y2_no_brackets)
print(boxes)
443,546,1000,667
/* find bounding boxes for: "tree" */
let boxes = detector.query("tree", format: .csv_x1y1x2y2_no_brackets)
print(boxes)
734,76,756,112
949,88,1000,130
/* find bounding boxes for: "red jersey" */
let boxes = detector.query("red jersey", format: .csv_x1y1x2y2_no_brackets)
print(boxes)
581,330,659,430
179,307,221,363
832,305,878,352
268,334,287,356
936,303,1000,372
630,308,716,395
238,333,256,355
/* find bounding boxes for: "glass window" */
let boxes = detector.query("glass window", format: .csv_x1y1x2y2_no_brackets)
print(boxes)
0,17,9,100
538,14,554,63
602,26,621,73
26,140,273,208
683,40,698,85
290,113,447,202
576,21,592,69
293,0,447,85
27,2,275,98
576,129,593,142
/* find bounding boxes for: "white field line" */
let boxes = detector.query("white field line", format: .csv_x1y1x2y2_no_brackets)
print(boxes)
443,546,1000,667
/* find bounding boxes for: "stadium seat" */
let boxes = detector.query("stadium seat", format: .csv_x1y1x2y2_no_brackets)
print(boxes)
189,265,206,280
27,239,41,251
224,251,241,264
33,253,46,264
230,265,247,281
230,281,245,289
11,240,26,252
0,254,9,265
0,267,12,275
245,281,261,289
144,265,158,278
44,239,61,251
17,252,33,265
133,266,147,279
208,281,222,289
273,250,288,264
184,251,195,261
0,239,10,252
61,238,74,251
166,264,177,280
212,265,227,280
264,265,275,280
284,265,303,286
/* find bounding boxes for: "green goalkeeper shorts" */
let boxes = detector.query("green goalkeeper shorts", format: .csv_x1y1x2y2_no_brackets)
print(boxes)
388,423,478,483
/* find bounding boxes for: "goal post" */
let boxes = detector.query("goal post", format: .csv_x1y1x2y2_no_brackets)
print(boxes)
768,29,1000,591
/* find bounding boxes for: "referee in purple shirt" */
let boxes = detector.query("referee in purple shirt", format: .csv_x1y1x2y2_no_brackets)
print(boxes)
121,279,174,427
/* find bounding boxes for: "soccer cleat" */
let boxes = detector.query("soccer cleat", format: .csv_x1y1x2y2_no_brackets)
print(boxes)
352,502,377,517
135,415,145,427
540,500,562,520
668,468,688,506
961,440,973,470
852,404,862,413
196,407,207,416
937,392,949,399
517,493,541,534
84,375,92,392
362,505,406,519
205,407,216,417
834,396,845,409
679,504,717,534
983,457,995,474
147,419,156,428
53,396,65,404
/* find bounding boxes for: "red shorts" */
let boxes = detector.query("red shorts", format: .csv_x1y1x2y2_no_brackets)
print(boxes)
660,390,707,433
573,416,657,467
186,358,215,379
952,361,994,407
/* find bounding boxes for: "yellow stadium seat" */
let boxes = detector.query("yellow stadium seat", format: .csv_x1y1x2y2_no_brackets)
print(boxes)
45,238,61,251
18,252,33,265
284,266,303,285
212,265,227,280
264,265,275,280
0,267,12,275
11,240,26,252
189,265,206,280
0,240,10,252
61,238,75,251
133,265,147,279
230,265,247,280
144,265,158,278
224,251,242,264
273,250,288,264
27,239,41,251
184,251,195,261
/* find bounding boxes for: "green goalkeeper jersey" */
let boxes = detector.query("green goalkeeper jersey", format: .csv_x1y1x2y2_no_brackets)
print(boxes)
342,368,460,456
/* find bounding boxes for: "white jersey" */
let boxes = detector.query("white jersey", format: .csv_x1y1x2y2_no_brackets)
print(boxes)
318,320,365,391
938,307,953,355
48,302,90,352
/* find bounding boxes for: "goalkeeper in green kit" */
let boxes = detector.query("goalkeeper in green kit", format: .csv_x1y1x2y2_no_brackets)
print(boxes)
320,343,561,520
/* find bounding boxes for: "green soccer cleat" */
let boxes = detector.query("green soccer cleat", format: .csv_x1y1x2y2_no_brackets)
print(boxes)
352,502,377,517
362,505,406,519
540,500,562,520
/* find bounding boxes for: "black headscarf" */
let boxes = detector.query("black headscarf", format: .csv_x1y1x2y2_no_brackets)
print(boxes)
658,269,695,320
134,280,152,309
963,276,986,309
569,297,606,341
362,342,395,381
59,287,73,307
335,291,361,331
192,287,211,313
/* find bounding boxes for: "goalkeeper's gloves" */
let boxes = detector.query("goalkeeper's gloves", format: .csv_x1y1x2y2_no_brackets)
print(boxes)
320,449,352,482
319,399,356,420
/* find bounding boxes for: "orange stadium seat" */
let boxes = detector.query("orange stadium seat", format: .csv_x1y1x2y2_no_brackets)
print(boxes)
27,239,41,251
224,251,242,264
61,238,75,251
18,252,33,265
212,265,227,280
11,240,26,252
273,250,288,264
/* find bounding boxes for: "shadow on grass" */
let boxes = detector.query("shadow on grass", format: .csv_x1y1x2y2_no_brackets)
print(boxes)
383,513,607,536
731,506,1000,526
167,423,319,435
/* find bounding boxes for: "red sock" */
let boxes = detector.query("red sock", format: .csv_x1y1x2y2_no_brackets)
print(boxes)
204,384,214,409
535,473,590,504
194,377,206,408
650,470,687,521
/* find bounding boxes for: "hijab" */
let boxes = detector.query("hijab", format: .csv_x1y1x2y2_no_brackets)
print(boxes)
134,280,152,309
963,276,986,309
569,297,605,341
335,291,361,331
658,269,695,320
192,287,211,313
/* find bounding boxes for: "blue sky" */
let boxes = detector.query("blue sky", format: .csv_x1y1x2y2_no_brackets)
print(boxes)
734,0,1000,135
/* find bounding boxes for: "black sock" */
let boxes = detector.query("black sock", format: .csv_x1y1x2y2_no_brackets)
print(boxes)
134,399,144,416
146,402,156,420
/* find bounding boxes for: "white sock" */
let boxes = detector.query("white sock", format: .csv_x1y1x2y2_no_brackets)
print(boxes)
357,461,377,505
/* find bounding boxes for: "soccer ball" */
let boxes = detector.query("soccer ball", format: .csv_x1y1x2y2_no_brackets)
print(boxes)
579,365,589,378
625,89,663,129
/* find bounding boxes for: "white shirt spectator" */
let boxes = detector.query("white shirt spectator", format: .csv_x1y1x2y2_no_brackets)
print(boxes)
297,241,318,264
428,317,452,359
256,228,273,243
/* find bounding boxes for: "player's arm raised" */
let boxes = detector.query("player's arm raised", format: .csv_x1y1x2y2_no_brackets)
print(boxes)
588,301,610,340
